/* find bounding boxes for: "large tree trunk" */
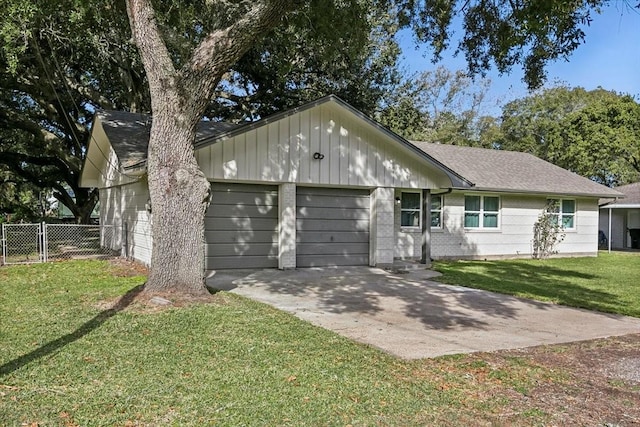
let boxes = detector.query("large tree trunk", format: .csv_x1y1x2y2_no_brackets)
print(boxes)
145,108,211,295
126,0,294,296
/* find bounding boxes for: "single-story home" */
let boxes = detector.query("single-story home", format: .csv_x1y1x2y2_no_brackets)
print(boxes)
80,95,622,269
599,182,640,250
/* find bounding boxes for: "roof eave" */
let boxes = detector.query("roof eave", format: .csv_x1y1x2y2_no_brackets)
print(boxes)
599,204,640,209
451,186,623,199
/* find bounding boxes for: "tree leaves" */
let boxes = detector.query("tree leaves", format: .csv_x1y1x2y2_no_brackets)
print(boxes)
500,86,640,186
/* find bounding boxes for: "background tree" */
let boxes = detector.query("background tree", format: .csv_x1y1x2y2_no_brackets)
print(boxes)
500,86,640,186
0,0,148,223
210,2,402,121
378,66,499,146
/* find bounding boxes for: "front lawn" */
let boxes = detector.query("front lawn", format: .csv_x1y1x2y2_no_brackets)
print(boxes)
433,251,640,317
1,259,639,425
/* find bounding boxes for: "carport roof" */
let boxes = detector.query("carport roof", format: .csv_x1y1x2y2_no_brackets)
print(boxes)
600,182,640,208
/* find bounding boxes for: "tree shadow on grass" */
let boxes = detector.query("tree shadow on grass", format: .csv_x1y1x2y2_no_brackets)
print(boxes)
0,284,145,377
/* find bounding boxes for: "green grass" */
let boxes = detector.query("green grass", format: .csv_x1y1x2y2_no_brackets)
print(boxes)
0,258,636,425
433,251,640,317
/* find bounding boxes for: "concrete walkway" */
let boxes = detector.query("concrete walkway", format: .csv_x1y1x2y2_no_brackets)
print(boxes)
206,267,640,359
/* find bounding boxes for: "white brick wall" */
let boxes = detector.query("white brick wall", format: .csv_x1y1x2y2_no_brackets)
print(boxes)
394,191,600,260
370,187,395,266
278,183,296,269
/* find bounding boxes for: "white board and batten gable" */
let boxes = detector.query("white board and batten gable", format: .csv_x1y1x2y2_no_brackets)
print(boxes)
195,97,455,190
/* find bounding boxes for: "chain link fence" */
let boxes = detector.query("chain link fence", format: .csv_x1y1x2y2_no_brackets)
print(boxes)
1,223,118,265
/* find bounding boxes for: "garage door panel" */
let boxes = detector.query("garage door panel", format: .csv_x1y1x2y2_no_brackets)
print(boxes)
296,187,370,267
297,242,369,256
206,204,278,219
297,254,369,268
206,243,279,257
206,183,278,270
205,230,278,243
296,195,370,210
210,191,278,208
298,206,369,220
210,256,278,269
295,219,370,232
205,217,278,232
296,231,369,244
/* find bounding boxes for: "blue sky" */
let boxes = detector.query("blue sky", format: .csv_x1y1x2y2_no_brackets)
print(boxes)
398,2,640,114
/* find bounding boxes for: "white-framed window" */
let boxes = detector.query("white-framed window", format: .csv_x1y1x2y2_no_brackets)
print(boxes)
464,195,500,228
547,198,576,229
431,194,443,229
400,192,421,228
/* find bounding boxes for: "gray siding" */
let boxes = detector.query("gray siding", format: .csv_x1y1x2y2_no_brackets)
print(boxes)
205,183,278,269
296,187,370,267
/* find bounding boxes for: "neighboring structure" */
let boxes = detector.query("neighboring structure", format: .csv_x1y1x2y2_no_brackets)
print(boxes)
599,182,640,250
80,95,621,269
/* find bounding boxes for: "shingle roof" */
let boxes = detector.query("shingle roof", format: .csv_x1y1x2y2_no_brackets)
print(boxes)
96,110,239,170
600,181,640,207
411,142,622,198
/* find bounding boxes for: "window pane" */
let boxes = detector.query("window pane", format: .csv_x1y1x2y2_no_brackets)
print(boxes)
401,211,420,227
483,213,498,228
562,199,575,214
431,212,441,228
464,213,479,228
465,196,480,211
562,215,574,228
401,193,420,210
431,195,442,211
484,196,499,212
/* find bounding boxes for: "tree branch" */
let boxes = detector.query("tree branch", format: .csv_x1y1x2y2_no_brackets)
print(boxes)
182,1,297,113
125,0,178,112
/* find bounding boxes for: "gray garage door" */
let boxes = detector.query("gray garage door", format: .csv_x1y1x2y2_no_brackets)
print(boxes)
296,187,370,267
205,183,278,269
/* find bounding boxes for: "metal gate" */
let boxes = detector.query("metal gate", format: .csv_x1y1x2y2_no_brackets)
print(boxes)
1,223,116,265
1,223,44,265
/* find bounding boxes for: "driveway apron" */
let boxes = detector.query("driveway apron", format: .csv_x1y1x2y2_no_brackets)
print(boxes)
206,267,640,359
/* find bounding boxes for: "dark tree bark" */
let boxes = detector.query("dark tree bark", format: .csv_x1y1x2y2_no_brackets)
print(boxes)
125,0,295,295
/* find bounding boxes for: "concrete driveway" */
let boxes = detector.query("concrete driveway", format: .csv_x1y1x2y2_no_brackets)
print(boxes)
206,267,640,359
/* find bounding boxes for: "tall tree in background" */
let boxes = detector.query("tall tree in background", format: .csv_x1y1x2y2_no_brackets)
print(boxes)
0,1,148,223
378,66,499,146
500,86,640,186
210,3,402,121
